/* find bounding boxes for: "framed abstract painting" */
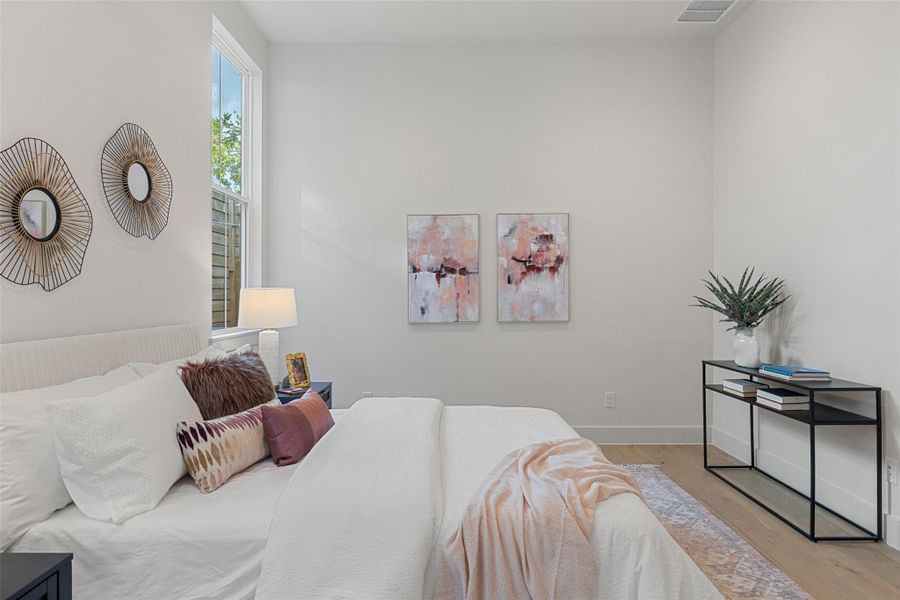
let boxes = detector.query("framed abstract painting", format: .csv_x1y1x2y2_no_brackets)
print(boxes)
408,214,479,323
497,213,570,322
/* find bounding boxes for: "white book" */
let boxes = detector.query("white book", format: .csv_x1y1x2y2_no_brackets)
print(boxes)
723,389,758,398
722,378,767,392
756,397,809,411
757,389,808,404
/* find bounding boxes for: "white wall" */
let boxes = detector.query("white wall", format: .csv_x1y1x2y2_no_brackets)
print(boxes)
267,42,714,439
0,0,267,344
713,1,900,544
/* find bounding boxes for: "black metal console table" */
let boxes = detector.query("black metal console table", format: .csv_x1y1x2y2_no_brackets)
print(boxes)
702,360,881,542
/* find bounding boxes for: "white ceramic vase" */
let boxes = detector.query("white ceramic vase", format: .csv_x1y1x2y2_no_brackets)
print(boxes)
732,328,761,368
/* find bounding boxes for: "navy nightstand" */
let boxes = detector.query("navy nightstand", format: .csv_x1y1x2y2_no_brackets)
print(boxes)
277,379,332,409
1,553,72,600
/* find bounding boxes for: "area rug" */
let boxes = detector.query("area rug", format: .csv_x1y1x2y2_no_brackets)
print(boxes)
626,464,813,600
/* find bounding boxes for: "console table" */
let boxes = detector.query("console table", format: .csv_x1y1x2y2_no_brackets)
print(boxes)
702,360,881,542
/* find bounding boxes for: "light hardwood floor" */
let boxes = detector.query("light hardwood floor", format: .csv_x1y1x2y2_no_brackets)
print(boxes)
600,445,900,600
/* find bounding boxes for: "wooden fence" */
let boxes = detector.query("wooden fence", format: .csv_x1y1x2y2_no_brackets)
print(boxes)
212,190,242,329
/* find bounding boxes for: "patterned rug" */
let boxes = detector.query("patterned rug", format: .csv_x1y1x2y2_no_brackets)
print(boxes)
626,464,812,600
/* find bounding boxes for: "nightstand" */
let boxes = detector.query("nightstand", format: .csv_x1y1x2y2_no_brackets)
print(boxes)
1,553,72,600
277,379,332,409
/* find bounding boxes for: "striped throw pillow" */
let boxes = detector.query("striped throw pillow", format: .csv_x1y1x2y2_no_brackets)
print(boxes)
176,399,280,493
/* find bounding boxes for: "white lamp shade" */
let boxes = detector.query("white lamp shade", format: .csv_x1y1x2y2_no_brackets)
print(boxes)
237,288,298,329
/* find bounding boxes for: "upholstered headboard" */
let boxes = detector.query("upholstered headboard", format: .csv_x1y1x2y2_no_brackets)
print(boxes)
0,324,202,393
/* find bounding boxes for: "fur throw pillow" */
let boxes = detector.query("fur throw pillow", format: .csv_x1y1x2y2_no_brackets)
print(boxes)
180,352,275,419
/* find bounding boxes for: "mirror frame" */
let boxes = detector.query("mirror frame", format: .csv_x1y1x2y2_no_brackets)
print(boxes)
100,123,172,239
0,137,93,291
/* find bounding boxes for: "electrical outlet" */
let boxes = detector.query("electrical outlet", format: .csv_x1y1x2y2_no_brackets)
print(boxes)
361,391,374,398
887,458,898,485
604,392,616,408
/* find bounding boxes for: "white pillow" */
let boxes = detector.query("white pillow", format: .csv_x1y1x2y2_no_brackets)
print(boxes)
0,365,140,550
51,368,202,523
128,345,234,377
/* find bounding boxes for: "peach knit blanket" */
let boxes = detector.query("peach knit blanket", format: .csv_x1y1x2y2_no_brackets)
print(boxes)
434,438,642,600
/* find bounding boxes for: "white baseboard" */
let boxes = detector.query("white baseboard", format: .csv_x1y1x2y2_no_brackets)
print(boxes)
886,513,900,550
756,448,878,531
575,425,707,444
710,425,751,460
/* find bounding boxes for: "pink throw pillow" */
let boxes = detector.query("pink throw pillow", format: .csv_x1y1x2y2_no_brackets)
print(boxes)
261,391,334,466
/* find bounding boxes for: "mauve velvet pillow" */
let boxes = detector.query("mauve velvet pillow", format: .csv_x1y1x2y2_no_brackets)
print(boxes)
261,391,334,466
180,352,275,420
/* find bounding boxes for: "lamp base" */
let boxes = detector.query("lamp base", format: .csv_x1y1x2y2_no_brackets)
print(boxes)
257,329,280,384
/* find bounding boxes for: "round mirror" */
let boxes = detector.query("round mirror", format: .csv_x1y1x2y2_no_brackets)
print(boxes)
18,188,60,241
127,162,151,203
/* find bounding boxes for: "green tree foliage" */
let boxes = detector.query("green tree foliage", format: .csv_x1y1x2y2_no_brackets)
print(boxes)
212,112,241,192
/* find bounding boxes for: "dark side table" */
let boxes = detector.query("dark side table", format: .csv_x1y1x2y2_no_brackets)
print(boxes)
277,380,332,408
1,553,72,600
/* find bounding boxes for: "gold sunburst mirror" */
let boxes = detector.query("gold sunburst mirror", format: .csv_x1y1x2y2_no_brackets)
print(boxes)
100,123,172,239
0,138,92,291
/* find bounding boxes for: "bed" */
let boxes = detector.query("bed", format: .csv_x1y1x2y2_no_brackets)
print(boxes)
3,325,721,600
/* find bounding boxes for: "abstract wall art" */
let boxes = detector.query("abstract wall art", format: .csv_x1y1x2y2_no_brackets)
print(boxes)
497,213,569,322
408,214,479,323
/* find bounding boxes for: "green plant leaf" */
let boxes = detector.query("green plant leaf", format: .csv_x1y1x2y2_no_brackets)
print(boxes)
692,267,788,329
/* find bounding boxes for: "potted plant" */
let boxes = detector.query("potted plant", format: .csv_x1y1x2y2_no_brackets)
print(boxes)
692,267,789,368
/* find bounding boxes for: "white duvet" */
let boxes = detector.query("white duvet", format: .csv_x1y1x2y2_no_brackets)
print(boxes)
257,397,445,600
258,399,721,600
16,400,721,600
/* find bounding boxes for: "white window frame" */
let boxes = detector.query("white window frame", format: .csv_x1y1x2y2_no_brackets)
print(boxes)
211,17,263,338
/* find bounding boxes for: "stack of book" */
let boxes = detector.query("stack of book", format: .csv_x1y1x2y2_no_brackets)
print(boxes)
756,388,809,411
759,364,831,382
722,378,768,398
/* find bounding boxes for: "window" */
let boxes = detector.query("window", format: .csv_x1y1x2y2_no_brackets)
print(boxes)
211,36,250,330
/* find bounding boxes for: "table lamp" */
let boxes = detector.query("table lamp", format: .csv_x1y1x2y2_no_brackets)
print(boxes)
237,287,298,384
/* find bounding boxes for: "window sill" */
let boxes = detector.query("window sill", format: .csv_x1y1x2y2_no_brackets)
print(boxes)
209,327,260,343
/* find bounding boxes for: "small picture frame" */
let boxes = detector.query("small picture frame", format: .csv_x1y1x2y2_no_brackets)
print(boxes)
285,352,311,388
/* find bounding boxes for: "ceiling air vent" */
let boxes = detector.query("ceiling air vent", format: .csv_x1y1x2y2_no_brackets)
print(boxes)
676,0,735,23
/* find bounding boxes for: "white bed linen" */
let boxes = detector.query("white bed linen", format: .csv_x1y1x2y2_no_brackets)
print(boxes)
15,404,720,600
258,399,719,600
11,410,348,600
256,398,444,600
427,406,723,600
